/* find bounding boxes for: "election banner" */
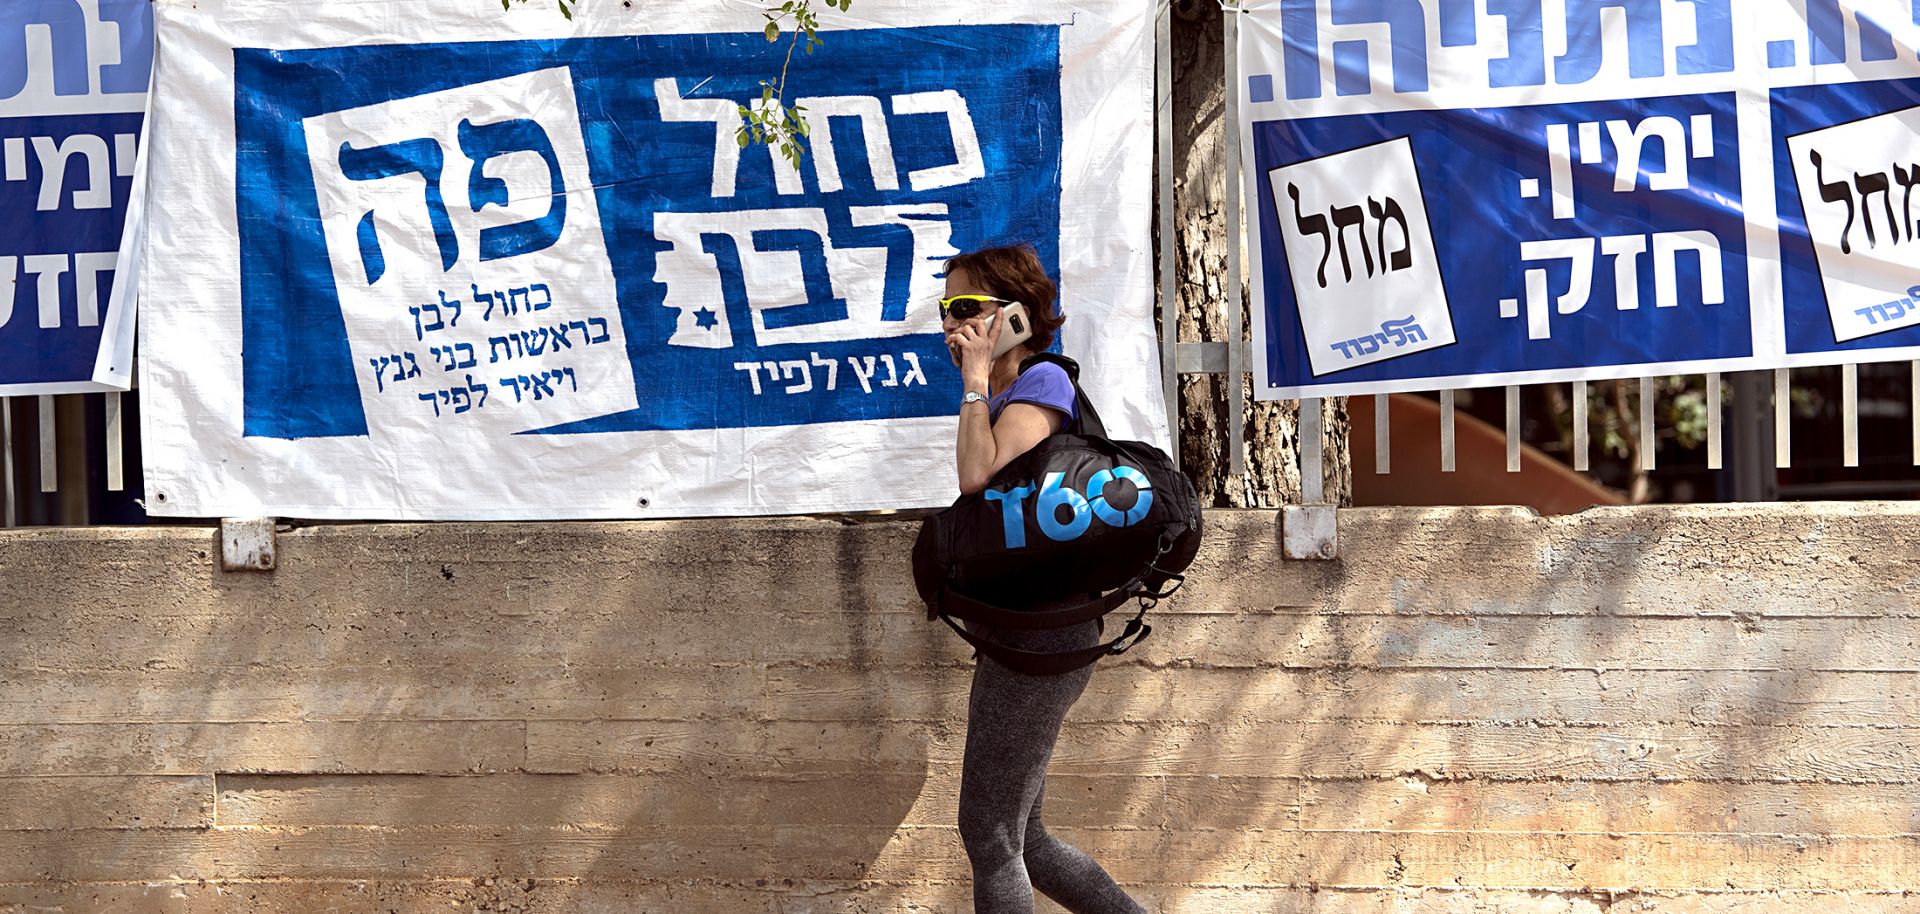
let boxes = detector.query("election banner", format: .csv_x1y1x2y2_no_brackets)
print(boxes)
1,0,150,396
138,0,1161,519
1240,0,1920,400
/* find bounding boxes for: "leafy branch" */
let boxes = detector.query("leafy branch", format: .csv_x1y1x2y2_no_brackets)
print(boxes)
497,0,852,169
499,0,573,20
741,0,852,171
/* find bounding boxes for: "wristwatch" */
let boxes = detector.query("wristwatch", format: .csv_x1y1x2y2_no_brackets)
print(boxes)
961,390,989,408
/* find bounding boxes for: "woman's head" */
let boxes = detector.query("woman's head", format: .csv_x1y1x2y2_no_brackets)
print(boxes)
940,244,1063,353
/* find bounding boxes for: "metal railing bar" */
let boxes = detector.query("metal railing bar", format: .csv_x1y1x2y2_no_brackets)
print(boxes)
1573,380,1589,472
1505,385,1521,473
1374,393,1390,475
1156,0,1178,465
1707,372,1723,471
1843,363,1859,468
1223,6,1245,478
1775,368,1792,469
1301,396,1324,502
1638,376,1656,472
2,397,14,527
38,395,56,493
106,391,126,492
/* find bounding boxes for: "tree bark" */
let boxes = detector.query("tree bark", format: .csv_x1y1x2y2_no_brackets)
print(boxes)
1162,0,1352,507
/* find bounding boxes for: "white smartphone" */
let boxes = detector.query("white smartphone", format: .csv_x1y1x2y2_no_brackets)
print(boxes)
991,302,1035,359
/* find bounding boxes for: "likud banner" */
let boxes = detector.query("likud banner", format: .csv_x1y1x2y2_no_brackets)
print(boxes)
139,0,1161,519
1240,0,1920,399
1,0,150,396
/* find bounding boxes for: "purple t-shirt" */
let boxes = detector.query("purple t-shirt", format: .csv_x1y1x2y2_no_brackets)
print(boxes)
989,362,1078,425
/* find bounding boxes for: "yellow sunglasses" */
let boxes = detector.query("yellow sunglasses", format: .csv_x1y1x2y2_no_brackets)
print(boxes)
938,294,1007,320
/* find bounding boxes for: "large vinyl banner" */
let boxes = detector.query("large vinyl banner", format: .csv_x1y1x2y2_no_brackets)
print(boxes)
140,0,1160,519
1,0,150,395
1241,0,1920,399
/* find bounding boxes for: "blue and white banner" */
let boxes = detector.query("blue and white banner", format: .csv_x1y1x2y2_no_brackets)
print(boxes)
1240,0,1920,399
139,0,1160,519
0,0,149,396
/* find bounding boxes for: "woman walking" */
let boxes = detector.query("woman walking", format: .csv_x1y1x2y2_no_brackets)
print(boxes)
939,244,1148,914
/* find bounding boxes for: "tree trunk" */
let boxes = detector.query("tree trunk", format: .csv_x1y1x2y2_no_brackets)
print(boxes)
1161,1,1352,507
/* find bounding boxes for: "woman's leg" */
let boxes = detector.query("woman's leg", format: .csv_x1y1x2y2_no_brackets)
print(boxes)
958,619,1147,914
959,646,1087,914
1023,779,1148,914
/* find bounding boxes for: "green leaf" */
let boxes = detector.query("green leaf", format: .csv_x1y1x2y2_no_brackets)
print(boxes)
765,21,780,41
737,130,751,148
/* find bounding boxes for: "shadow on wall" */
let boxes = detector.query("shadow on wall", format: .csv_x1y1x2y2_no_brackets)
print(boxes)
4,508,1918,908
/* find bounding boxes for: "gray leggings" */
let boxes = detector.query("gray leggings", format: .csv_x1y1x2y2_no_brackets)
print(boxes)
959,613,1148,914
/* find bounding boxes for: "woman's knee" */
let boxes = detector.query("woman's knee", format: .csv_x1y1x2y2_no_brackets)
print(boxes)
959,810,1021,863
960,821,1021,864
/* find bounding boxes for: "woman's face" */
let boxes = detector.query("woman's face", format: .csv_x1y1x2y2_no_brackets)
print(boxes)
941,267,1000,334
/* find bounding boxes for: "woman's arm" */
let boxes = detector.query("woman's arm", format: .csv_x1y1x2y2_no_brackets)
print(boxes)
948,315,1066,495
956,402,1064,495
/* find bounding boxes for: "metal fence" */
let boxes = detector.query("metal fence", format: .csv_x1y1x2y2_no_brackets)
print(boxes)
1,392,147,527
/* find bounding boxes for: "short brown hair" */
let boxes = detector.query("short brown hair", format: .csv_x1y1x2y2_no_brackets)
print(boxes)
945,244,1064,352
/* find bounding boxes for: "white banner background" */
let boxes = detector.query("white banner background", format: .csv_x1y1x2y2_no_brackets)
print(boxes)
139,0,1161,520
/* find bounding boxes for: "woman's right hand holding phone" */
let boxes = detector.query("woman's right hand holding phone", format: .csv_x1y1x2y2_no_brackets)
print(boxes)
946,313,1003,391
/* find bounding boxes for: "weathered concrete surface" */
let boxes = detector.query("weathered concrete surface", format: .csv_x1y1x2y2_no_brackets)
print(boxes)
1,504,1917,912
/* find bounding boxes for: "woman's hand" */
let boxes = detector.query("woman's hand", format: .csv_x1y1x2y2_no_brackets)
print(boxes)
946,314,1003,388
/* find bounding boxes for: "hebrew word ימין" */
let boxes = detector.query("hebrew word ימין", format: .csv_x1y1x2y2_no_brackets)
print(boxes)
3,133,140,213
1536,114,1715,221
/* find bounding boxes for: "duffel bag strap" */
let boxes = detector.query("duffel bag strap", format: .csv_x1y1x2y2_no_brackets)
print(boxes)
933,530,1186,675
1017,352,1108,440
938,585,1137,631
937,610,1153,676
938,527,1187,629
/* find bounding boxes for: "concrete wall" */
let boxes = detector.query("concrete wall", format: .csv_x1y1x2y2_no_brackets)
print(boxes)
1,504,1917,913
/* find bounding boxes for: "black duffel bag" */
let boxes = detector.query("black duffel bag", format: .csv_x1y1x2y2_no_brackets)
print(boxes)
913,353,1203,675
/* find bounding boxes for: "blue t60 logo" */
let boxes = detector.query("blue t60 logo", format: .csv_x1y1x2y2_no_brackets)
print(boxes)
984,465,1154,548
